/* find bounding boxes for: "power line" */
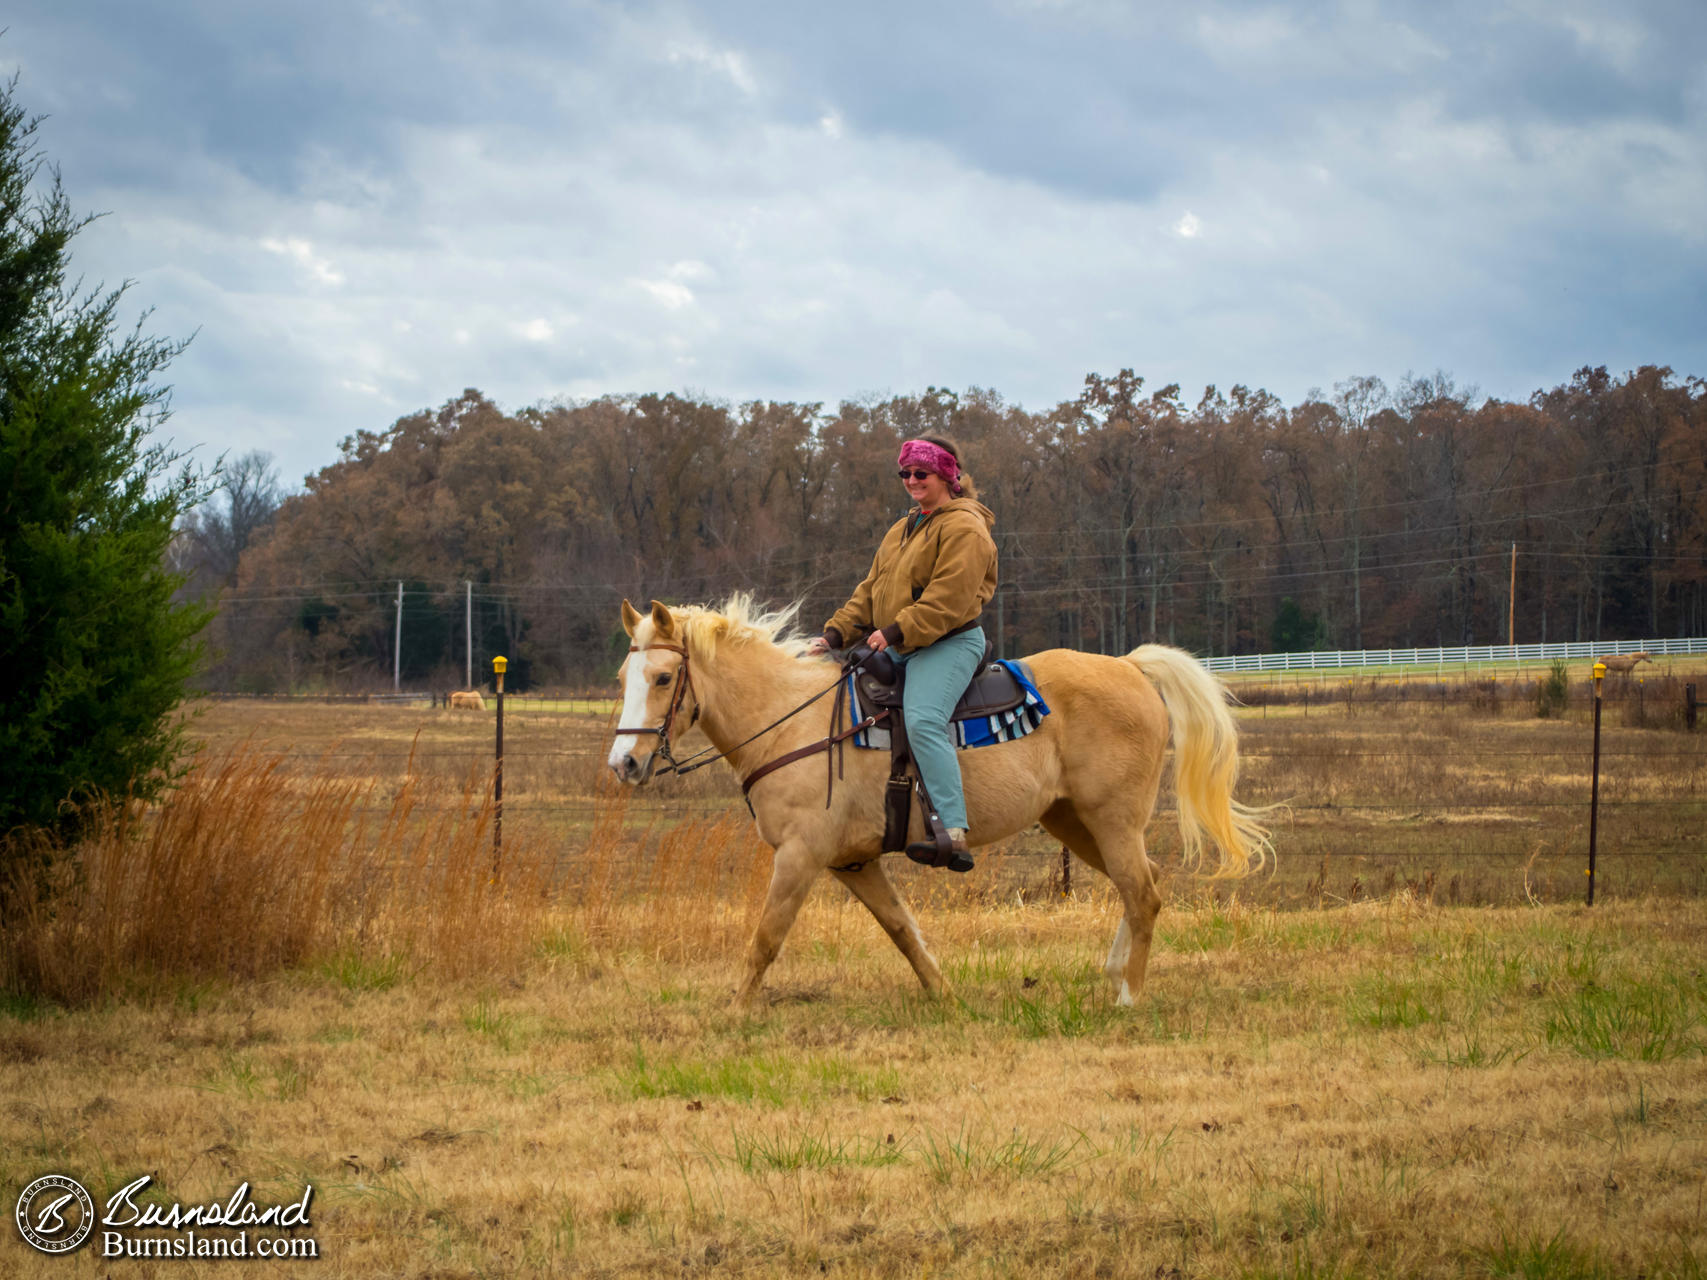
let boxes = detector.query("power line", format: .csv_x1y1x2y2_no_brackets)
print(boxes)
205,470,1707,605
206,533,1707,613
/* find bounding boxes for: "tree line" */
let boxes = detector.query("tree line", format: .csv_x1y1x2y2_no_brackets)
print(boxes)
184,365,1707,691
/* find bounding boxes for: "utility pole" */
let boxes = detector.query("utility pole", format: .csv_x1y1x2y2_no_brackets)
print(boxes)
465,580,473,690
1508,543,1517,648
393,580,403,692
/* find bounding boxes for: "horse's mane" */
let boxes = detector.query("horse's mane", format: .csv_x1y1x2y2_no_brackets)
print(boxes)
674,593,816,661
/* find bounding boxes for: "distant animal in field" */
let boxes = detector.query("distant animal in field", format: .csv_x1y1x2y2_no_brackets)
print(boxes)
448,691,486,710
1597,652,1652,676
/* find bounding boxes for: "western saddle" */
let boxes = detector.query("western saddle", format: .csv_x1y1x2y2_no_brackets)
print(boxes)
846,641,1027,870
737,641,1029,874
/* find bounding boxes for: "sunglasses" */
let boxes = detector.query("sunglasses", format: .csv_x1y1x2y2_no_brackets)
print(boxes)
897,469,935,481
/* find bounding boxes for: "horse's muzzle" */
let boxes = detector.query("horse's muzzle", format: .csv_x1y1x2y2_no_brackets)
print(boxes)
610,751,657,785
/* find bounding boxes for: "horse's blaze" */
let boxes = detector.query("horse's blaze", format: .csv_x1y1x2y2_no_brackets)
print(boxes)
608,646,677,783
607,655,645,778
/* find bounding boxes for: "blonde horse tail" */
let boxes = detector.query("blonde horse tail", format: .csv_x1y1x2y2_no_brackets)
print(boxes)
1124,645,1273,878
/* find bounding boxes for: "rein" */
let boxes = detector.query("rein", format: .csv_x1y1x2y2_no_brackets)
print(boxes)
613,642,868,784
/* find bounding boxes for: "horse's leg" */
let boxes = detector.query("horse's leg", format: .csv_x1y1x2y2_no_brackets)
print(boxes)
831,861,945,994
1045,800,1163,1006
1042,801,1128,991
734,841,818,1008
1092,825,1164,1007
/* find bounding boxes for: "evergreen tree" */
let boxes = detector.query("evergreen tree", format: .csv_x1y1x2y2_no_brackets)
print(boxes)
0,75,209,850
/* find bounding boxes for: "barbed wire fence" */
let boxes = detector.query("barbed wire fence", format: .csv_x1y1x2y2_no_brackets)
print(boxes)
190,658,1707,907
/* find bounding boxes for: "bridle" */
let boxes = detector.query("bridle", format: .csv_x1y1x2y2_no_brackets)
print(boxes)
613,643,700,774
611,640,879,788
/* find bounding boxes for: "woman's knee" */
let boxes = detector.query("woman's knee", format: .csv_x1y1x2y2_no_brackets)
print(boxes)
902,703,952,738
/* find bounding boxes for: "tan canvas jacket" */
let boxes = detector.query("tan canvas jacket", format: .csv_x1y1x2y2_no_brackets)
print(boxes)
823,497,998,652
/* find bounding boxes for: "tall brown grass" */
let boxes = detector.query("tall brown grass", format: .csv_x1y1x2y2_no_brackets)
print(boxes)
1,739,784,1004
561,789,774,962
1,745,555,1003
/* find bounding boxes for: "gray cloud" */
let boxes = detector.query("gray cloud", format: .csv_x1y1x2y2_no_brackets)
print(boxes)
7,0,1704,487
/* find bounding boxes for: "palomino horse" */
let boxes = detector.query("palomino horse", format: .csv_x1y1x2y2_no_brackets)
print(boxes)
1598,651,1652,676
608,596,1270,1007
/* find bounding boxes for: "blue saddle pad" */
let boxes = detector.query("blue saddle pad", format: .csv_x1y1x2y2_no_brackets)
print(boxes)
846,659,1051,752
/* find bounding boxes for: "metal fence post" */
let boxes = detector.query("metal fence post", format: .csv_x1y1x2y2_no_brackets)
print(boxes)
1588,660,1605,906
493,655,507,876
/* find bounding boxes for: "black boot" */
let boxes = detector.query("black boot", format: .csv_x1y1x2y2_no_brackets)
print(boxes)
906,827,974,873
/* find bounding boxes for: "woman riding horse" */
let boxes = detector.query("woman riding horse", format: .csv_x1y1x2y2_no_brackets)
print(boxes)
806,436,995,871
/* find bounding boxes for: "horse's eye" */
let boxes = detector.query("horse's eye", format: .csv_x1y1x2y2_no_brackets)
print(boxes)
655,673,671,687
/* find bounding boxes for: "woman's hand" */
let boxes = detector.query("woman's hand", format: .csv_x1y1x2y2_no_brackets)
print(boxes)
865,629,889,652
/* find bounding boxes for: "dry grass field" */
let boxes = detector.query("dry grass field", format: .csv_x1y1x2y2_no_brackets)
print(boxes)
3,681,1704,1277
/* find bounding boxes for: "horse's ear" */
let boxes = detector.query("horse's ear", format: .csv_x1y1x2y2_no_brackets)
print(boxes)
649,600,675,639
620,598,641,637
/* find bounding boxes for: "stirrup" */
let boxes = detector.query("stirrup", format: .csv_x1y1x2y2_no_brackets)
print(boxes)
905,828,974,874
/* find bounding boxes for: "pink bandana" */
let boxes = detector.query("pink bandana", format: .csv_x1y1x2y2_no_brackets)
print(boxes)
897,439,962,495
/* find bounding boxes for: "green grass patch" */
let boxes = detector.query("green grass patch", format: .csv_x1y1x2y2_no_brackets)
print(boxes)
918,1123,1097,1185
1265,1167,1334,1239
536,926,591,965
1267,917,1373,953
944,946,1029,986
1346,973,1442,1030
461,997,522,1050
1542,983,1702,1062
318,948,411,992
721,1123,906,1174
1476,1226,1617,1279
992,981,1124,1038
1163,905,1252,952
196,1052,307,1100
1422,1031,1529,1069
0,990,52,1021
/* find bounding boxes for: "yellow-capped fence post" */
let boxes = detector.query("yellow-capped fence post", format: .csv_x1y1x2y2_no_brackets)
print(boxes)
493,656,508,875
1588,660,1605,906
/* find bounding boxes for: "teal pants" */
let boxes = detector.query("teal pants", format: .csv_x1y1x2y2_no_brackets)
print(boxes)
890,626,987,832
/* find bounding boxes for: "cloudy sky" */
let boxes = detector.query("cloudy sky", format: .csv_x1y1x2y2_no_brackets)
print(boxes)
9,1,1705,486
